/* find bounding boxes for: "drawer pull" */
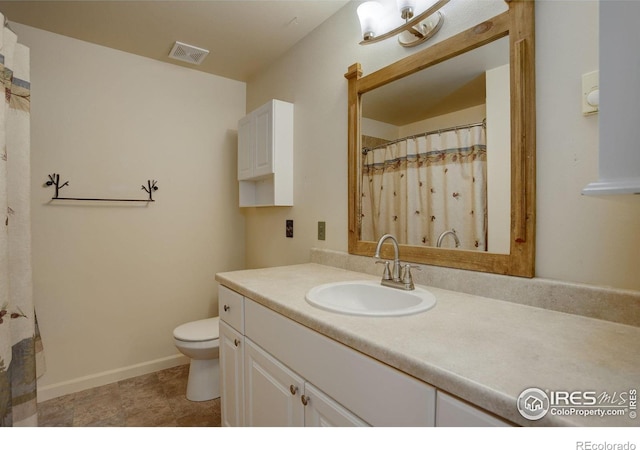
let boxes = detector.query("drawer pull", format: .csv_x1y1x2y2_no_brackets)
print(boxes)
289,385,298,395
301,395,309,406
224,305,230,312
234,339,240,347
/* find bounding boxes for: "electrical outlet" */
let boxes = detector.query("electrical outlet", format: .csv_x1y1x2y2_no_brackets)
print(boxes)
318,221,326,240
286,220,293,238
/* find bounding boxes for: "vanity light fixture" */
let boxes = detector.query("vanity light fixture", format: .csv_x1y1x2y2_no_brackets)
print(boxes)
356,0,449,47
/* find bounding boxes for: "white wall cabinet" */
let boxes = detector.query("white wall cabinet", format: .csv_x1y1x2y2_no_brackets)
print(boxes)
237,99,294,206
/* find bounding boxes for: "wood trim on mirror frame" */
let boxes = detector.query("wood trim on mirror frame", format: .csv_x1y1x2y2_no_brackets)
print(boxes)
345,0,535,277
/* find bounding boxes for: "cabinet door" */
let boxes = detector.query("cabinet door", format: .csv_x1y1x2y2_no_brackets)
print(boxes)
237,114,254,180
219,321,244,427
252,103,273,178
303,383,369,427
244,338,304,426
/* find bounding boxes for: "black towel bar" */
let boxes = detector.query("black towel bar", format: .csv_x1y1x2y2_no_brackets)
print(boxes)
45,174,158,202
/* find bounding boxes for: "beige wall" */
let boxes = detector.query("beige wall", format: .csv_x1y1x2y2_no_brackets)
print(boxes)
245,1,640,291
14,23,246,397
13,0,640,399
534,1,639,290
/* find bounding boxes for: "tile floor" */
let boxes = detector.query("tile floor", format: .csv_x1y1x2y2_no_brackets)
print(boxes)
37,364,221,427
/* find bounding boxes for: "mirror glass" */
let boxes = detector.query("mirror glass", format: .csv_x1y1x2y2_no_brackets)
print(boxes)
346,2,536,277
360,37,510,253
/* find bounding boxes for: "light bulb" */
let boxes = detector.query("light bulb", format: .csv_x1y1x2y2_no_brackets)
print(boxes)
357,1,384,40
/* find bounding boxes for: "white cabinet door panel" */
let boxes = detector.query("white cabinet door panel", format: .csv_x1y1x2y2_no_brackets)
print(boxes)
304,383,369,427
237,115,254,181
219,321,244,427
244,338,304,427
253,104,273,178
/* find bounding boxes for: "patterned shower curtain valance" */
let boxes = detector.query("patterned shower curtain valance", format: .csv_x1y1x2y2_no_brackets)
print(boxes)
360,124,487,250
0,15,43,427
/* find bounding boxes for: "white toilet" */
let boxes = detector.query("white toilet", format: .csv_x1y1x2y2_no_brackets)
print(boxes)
173,316,220,401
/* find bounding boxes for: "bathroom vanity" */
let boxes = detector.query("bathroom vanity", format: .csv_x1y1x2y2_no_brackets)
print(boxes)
216,263,640,427
219,284,439,426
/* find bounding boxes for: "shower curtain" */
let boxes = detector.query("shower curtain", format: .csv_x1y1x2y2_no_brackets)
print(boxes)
361,124,487,250
0,16,42,427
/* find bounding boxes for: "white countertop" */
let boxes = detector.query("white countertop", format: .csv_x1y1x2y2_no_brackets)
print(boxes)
215,263,640,427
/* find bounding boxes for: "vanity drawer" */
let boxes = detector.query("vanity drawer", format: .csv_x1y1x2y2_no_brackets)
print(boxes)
218,285,244,333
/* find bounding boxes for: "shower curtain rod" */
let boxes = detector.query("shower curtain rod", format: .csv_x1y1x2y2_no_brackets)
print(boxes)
362,119,486,154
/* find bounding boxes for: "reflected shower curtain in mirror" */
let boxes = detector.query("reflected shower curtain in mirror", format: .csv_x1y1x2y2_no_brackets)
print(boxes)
361,124,487,250
0,16,43,427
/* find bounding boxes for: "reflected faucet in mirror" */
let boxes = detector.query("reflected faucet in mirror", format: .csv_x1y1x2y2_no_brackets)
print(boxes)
374,234,420,291
437,229,460,248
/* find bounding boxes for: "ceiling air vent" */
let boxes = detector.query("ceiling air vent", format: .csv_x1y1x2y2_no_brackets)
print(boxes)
168,41,209,65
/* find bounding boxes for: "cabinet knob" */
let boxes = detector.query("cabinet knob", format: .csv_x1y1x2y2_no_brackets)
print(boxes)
224,305,230,312
234,339,240,347
289,385,298,395
301,395,310,406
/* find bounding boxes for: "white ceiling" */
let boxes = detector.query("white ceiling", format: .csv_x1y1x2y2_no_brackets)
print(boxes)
0,0,350,82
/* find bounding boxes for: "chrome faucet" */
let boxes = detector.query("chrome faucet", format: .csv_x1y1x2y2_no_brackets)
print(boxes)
374,234,401,281
374,234,419,290
436,229,460,248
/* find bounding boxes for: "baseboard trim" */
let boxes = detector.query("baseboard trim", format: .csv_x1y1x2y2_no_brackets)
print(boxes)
37,354,190,402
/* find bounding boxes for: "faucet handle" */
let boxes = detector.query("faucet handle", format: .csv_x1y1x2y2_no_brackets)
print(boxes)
401,263,421,285
375,260,392,280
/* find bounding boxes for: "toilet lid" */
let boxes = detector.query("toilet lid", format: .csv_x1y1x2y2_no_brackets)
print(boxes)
173,317,219,342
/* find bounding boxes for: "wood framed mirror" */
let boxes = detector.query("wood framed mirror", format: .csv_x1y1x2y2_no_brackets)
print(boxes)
345,0,535,277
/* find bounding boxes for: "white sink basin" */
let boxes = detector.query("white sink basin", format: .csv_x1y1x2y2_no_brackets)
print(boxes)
305,280,436,317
